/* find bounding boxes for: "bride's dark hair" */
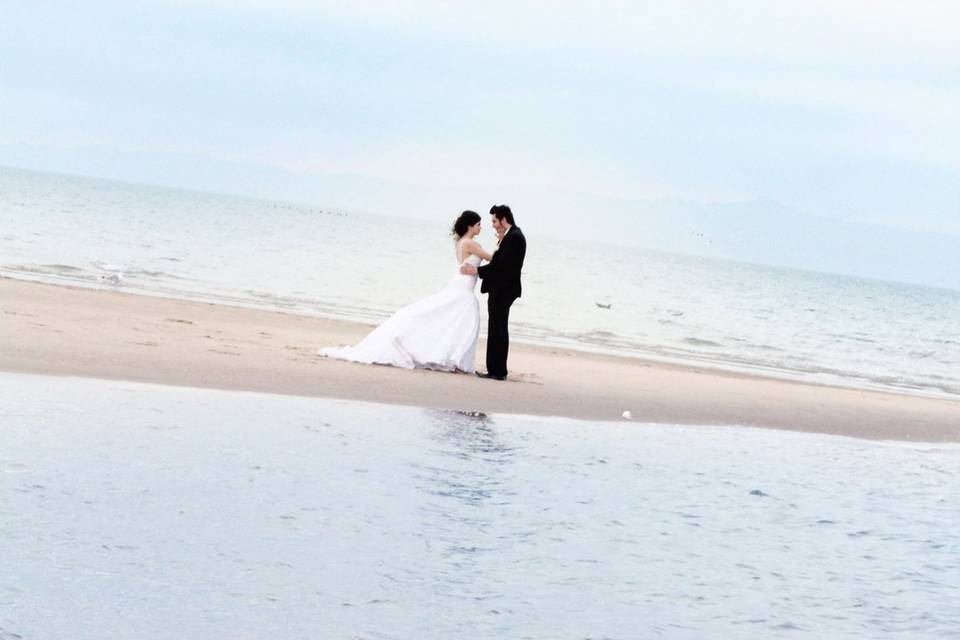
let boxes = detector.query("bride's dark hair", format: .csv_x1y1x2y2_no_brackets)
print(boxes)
452,210,481,238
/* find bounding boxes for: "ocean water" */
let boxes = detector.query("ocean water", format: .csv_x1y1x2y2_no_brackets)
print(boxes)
2,166,959,398
1,373,958,639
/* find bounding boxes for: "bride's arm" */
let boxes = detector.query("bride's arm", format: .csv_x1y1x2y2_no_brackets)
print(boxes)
464,239,493,262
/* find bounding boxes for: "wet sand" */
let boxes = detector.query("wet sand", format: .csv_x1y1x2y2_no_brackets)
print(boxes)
2,276,958,442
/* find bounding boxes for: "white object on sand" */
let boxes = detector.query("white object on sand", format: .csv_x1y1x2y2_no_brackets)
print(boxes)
621,410,632,420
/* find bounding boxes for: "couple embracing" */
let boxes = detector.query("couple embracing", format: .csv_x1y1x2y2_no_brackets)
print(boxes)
320,205,527,380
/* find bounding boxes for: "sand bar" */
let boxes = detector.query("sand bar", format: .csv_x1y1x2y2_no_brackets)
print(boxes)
1,276,958,442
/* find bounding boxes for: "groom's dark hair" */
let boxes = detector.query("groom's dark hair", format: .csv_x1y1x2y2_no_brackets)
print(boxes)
490,204,515,226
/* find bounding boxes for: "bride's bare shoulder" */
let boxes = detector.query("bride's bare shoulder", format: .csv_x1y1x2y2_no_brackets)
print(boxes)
461,238,492,261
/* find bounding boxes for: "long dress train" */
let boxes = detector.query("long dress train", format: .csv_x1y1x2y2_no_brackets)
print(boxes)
319,254,482,372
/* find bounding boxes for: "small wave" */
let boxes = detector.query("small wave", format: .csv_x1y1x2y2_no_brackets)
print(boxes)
246,290,302,309
749,343,786,352
41,263,83,273
542,329,644,352
585,330,616,338
683,337,722,348
3,264,98,280
579,334,638,349
126,268,188,281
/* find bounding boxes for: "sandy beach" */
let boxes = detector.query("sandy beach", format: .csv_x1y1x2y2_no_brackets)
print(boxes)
2,276,958,442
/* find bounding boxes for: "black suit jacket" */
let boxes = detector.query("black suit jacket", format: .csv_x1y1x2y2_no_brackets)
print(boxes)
478,226,526,298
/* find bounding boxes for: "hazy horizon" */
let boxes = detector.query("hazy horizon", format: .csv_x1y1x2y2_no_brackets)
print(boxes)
4,161,958,292
2,1,958,288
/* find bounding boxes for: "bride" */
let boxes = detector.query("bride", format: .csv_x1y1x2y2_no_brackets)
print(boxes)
319,210,493,373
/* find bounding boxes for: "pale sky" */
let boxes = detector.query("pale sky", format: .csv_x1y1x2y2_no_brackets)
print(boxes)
2,0,959,237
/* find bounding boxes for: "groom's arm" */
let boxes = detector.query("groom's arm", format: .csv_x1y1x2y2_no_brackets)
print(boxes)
476,234,519,280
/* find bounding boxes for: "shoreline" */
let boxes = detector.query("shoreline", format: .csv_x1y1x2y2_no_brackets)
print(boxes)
2,276,959,442
5,269,953,403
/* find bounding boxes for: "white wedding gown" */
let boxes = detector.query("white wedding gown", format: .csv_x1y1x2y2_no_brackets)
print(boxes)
319,253,482,372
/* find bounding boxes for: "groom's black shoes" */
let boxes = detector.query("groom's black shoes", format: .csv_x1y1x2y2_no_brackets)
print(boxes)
476,371,507,381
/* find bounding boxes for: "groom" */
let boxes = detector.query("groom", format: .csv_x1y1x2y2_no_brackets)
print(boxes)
461,204,526,381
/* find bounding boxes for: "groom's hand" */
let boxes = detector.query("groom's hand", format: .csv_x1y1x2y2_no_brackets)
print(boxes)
460,264,478,275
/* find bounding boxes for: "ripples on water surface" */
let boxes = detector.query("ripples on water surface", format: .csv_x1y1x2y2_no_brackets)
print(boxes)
2,167,959,398
2,373,958,638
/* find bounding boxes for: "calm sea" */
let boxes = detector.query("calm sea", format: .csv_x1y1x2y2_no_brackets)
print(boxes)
2,373,958,638
2,166,959,398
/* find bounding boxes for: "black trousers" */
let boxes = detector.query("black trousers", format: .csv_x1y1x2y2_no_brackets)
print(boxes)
486,292,517,377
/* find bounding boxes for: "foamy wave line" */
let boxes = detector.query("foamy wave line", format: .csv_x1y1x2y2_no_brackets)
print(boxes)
520,324,960,400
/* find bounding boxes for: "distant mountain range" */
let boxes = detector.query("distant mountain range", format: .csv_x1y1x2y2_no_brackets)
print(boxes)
580,196,959,291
